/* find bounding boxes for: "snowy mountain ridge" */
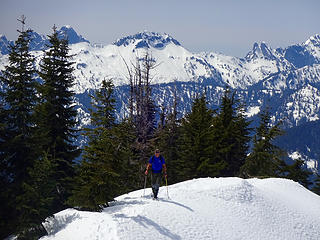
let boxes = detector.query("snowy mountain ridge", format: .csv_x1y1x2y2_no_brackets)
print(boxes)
245,41,277,61
1,28,320,91
40,177,320,240
1,27,320,172
113,31,181,49
0,26,89,54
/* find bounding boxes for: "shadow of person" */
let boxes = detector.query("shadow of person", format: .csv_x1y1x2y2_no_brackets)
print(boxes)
159,198,193,212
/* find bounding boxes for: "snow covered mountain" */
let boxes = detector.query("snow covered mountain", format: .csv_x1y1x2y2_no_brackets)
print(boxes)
40,177,320,240
0,26,89,55
0,35,14,55
113,31,181,49
1,27,320,172
280,34,320,68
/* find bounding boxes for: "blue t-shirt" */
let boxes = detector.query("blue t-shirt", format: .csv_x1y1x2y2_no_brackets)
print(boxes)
149,155,165,173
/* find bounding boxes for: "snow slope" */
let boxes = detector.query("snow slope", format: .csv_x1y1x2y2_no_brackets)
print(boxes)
41,178,320,240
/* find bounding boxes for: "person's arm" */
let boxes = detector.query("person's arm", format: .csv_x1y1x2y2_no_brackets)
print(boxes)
162,156,167,176
145,158,152,175
145,163,151,175
163,164,167,177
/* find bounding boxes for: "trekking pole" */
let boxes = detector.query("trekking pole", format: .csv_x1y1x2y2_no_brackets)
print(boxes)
143,175,147,197
165,175,170,199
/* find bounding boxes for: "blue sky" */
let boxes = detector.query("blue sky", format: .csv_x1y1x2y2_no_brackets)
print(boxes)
1,0,319,57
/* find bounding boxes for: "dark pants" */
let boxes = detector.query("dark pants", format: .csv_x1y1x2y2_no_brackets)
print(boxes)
151,172,162,198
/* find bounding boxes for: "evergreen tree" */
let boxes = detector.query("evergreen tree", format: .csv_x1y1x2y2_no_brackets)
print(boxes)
213,87,252,176
178,95,213,180
312,174,320,195
0,22,37,183
114,118,140,192
282,159,312,187
0,90,11,238
0,17,38,239
69,79,124,211
241,108,286,178
200,115,228,178
15,152,56,240
36,25,80,211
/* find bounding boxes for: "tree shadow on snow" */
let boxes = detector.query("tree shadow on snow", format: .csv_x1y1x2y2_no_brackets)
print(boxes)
45,212,81,235
104,198,146,214
114,213,182,240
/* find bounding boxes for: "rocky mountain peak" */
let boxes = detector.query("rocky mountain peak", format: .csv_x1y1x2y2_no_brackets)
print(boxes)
113,31,181,49
245,41,276,61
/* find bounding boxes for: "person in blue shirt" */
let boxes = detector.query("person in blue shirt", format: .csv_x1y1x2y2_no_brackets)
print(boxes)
145,149,167,199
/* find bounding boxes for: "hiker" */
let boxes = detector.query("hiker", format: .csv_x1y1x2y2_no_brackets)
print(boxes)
145,149,167,199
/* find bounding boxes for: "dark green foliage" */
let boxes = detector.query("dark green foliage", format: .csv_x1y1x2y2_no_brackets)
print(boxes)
200,115,228,178
312,174,320,195
210,88,252,177
0,96,12,238
168,89,252,182
0,27,38,181
16,152,56,240
114,118,140,192
241,108,286,178
282,159,312,187
178,95,213,180
68,79,126,211
35,26,80,211
0,24,38,239
88,79,116,129
69,151,120,211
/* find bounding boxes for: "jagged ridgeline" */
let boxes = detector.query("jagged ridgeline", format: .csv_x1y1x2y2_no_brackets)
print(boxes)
1,27,320,172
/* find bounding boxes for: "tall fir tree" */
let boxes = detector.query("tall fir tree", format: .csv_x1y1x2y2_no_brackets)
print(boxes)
0,86,10,238
68,79,124,211
36,25,80,212
114,118,140,192
240,108,286,178
213,88,252,176
15,152,56,240
0,17,38,239
200,114,228,178
178,95,213,181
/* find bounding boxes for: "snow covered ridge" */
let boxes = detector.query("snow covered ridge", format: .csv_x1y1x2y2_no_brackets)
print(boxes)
0,34,14,55
1,27,320,90
0,26,89,54
40,177,320,240
2,28,320,168
113,31,181,49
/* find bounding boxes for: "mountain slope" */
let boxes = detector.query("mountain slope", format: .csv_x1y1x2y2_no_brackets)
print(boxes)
1,28,320,172
281,34,320,68
40,178,320,240
0,26,89,55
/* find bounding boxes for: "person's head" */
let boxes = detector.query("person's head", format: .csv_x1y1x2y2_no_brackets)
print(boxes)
155,149,160,157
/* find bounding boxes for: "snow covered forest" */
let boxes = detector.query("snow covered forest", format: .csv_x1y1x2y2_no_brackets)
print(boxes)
1,20,320,240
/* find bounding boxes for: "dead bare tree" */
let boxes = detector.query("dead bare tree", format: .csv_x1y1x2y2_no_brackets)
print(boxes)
122,50,159,185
